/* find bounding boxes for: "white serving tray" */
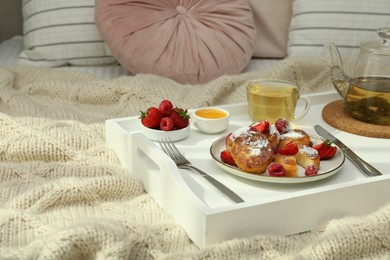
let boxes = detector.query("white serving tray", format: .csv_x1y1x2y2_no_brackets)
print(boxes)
105,91,390,248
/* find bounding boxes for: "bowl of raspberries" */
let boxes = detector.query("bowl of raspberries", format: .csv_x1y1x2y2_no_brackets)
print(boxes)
139,99,190,141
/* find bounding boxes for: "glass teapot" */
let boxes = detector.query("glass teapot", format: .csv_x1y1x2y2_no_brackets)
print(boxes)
327,27,390,125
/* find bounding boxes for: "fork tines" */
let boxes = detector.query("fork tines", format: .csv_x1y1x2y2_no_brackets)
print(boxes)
158,138,244,203
159,138,182,160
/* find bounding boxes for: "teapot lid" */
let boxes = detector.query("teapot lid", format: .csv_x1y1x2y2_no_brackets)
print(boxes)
361,28,390,55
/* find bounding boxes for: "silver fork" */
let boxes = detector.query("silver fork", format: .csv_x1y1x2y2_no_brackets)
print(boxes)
159,138,244,203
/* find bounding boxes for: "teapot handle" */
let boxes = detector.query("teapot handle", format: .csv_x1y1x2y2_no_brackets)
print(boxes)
377,27,390,47
325,42,350,98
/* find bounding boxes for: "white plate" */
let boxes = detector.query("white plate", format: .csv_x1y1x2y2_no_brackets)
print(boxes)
210,136,345,184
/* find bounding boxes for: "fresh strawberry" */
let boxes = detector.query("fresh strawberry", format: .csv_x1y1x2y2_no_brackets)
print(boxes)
274,118,290,134
220,150,236,166
140,107,163,129
266,162,286,177
313,139,337,160
305,165,318,176
278,141,298,155
160,117,174,131
158,99,173,116
250,120,270,133
170,108,190,129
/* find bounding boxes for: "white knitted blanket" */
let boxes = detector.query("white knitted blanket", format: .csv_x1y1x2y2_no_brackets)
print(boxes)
0,57,389,259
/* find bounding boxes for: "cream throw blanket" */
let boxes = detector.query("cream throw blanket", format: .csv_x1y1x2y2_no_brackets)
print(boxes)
0,57,389,259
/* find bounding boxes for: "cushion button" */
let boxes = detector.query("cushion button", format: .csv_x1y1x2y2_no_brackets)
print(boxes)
176,6,187,15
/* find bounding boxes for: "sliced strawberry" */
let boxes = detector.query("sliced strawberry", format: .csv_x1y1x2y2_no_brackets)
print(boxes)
312,141,327,151
250,120,270,133
220,150,236,166
278,141,298,155
140,107,163,129
318,146,337,160
313,139,337,160
158,99,173,116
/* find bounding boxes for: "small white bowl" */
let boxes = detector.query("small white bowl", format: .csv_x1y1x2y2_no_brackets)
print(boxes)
192,107,230,134
140,122,190,142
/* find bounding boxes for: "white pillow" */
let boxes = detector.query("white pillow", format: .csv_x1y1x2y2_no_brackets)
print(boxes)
18,0,116,67
288,0,390,57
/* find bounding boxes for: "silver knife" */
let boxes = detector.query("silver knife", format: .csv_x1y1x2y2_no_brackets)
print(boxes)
314,125,382,177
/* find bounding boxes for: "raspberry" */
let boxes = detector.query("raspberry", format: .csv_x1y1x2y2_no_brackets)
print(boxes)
160,117,174,131
158,99,173,116
266,162,286,177
305,165,318,176
274,118,290,134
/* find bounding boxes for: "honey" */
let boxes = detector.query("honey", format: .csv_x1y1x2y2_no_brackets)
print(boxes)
195,109,227,119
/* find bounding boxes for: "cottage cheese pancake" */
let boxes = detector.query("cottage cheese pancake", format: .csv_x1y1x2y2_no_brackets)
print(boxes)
227,128,274,174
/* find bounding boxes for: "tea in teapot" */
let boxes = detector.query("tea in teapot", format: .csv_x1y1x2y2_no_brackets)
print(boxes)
346,77,390,125
328,28,390,125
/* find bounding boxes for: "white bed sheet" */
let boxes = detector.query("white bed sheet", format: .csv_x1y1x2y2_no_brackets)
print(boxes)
0,36,280,80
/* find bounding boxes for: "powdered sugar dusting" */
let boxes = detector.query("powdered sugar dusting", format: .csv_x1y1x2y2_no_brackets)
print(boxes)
249,139,270,156
249,138,269,148
250,148,262,156
231,127,249,139
230,126,270,153
299,145,318,158
281,130,304,139
269,125,280,141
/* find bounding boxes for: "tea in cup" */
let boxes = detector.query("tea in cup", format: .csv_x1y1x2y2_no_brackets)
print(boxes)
246,79,310,123
192,107,230,134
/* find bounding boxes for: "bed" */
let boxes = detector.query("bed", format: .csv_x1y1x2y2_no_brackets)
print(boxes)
1,0,390,259
0,36,280,80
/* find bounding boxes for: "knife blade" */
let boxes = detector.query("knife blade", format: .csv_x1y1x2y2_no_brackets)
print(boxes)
314,125,382,177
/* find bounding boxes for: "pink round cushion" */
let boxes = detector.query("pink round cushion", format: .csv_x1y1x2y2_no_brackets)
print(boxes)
95,0,256,84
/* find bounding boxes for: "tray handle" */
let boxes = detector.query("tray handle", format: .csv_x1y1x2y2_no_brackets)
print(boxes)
129,133,207,209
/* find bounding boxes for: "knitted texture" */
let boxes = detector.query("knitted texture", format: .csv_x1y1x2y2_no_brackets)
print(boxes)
1,57,389,259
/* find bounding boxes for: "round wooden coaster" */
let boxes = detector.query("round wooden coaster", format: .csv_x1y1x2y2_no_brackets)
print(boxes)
322,99,390,139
